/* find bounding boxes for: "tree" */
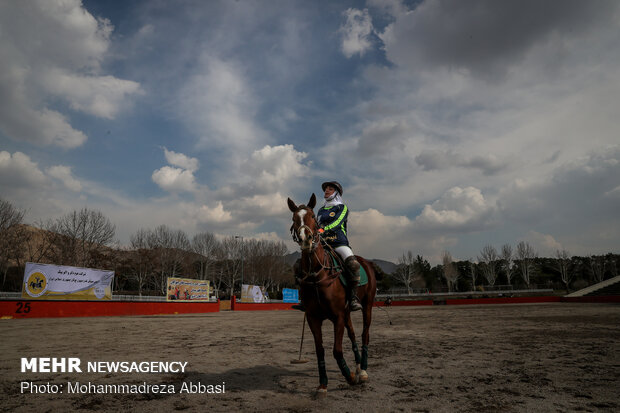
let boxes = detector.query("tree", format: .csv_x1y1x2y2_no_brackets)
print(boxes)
46,208,116,267
0,199,26,288
441,250,459,292
128,229,155,296
218,236,244,297
554,249,571,292
393,251,416,295
589,255,605,283
469,259,477,290
192,232,219,281
501,244,515,286
478,245,499,286
147,225,191,294
516,241,537,288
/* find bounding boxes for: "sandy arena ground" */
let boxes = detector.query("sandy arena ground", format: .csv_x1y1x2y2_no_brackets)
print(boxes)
1,303,619,412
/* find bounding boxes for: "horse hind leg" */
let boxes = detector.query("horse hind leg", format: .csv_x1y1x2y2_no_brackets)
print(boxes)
333,317,356,385
345,314,362,383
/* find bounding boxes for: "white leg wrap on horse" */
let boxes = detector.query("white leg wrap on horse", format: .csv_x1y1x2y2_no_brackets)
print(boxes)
359,370,369,382
334,246,354,260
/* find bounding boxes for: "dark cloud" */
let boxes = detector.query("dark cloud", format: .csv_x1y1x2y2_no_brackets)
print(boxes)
356,119,410,156
498,146,620,229
382,0,618,78
415,149,507,175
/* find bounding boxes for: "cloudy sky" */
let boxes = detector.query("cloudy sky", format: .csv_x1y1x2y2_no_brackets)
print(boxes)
1,0,619,263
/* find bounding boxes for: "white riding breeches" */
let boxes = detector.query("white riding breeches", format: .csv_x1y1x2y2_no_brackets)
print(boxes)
334,246,354,261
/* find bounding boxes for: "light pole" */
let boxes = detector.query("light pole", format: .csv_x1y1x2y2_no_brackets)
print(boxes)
235,235,244,297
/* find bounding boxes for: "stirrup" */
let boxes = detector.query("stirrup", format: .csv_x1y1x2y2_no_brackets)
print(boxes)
349,296,362,311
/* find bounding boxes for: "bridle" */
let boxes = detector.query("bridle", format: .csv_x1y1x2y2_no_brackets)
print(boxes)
290,211,320,252
290,210,342,288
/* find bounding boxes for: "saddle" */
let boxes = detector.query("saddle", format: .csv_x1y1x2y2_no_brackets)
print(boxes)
323,244,369,287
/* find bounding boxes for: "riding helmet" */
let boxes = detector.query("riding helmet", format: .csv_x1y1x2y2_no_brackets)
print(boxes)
321,181,343,195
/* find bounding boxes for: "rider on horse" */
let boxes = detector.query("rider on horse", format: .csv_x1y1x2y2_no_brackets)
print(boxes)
293,181,363,312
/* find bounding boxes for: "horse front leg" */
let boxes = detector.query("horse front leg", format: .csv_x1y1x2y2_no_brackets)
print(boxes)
359,303,373,382
306,315,328,395
333,317,356,385
345,314,362,381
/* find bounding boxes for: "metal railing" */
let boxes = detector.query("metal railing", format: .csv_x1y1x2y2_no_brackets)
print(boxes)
376,288,553,300
0,292,217,302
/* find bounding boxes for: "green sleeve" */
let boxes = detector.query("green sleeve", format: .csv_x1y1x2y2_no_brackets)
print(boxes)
323,205,348,231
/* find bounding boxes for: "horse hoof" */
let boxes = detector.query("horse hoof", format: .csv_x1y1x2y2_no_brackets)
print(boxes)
315,385,327,398
359,370,369,383
346,372,357,385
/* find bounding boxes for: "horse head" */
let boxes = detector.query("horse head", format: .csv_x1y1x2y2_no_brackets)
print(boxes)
287,193,318,252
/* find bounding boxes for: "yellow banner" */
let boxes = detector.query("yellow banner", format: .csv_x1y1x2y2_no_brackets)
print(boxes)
167,277,211,301
22,262,113,300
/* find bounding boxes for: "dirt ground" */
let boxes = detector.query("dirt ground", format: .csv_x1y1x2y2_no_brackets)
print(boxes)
1,303,619,412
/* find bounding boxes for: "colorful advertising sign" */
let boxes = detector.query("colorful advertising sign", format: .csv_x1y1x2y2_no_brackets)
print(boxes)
241,284,268,303
166,277,211,301
22,262,114,300
282,288,299,303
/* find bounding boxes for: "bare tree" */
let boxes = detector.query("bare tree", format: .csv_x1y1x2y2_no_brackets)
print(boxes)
441,250,459,292
469,259,477,290
128,229,155,296
501,244,515,286
516,241,537,288
218,236,244,297
589,255,606,283
478,245,499,286
192,232,219,281
47,208,116,267
393,251,416,295
147,225,191,294
555,249,571,292
0,199,26,287
245,239,288,294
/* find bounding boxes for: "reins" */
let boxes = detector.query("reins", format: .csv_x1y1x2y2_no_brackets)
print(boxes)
290,213,342,288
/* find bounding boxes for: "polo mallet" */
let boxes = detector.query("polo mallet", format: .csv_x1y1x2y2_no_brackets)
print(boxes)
290,313,310,364
377,305,393,325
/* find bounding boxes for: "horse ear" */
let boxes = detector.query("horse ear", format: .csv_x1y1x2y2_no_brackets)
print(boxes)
308,193,316,210
287,197,298,212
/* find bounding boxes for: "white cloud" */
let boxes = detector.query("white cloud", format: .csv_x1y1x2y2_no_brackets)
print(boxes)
524,231,563,257
340,8,374,58
414,186,495,232
237,192,288,218
152,166,197,193
195,202,233,224
41,70,141,119
0,151,48,189
163,148,199,173
0,0,141,148
180,56,263,152
241,144,311,192
152,148,201,193
47,165,82,192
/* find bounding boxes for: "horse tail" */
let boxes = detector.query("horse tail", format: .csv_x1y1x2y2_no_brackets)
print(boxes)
370,262,385,281
356,256,384,281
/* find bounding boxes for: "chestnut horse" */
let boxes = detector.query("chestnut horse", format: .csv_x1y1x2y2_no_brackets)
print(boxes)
288,194,376,396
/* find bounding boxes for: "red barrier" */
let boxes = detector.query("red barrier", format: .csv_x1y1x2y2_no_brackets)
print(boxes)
0,300,220,319
374,300,433,307
445,296,562,306
232,302,296,311
230,296,296,311
560,296,620,304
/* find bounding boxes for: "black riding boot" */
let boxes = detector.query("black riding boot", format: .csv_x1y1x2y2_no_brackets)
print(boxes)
291,258,305,311
345,256,363,311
